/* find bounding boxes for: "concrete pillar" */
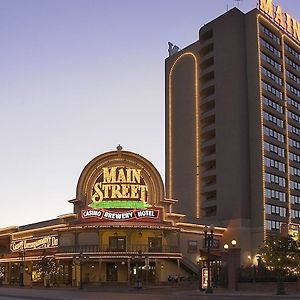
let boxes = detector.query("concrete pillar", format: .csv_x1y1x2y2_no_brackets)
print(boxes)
4,263,8,285
222,248,241,291
98,259,102,284
155,259,159,285
127,258,131,285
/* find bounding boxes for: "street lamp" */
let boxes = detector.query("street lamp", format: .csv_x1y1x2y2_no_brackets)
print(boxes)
19,251,25,287
204,225,214,294
134,250,143,289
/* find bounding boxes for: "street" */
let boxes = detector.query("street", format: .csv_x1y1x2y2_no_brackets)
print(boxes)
0,287,300,300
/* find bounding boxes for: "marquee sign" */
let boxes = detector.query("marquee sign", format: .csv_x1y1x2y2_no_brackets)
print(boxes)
259,0,300,42
82,208,159,221
10,235,58,252
90,167,149,209
81,165,161,222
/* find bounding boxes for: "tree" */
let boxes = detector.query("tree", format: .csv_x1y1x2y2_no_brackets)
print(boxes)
34,256,58,287
258,235,300,295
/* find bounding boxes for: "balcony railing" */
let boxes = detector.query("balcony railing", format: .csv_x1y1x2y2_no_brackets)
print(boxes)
58,244,180,254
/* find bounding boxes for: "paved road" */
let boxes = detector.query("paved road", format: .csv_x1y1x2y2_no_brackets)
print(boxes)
0,287,300,300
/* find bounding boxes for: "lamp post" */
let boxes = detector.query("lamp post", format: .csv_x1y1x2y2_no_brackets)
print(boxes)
204,225,214,294
78,251,89,289
134,250,143,289
19,251,25,287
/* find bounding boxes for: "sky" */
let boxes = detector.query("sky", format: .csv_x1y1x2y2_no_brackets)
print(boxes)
1,0,299,228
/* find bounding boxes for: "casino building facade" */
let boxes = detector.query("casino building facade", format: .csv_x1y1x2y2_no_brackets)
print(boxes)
0,148,225,287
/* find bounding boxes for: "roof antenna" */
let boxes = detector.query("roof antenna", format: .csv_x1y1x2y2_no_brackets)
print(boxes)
234,0,243,8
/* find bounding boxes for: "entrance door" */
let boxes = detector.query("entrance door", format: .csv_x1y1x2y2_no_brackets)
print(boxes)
106,263,118,281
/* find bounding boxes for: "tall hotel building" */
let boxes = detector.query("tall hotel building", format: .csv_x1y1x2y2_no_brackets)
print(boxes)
166,0,300,259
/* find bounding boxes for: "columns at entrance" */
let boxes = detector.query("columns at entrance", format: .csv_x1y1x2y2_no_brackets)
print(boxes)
127,258,131,285
98,259,102,284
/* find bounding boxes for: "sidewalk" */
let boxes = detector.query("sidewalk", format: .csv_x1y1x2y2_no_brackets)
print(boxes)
177,288,300,298
1,284,300,299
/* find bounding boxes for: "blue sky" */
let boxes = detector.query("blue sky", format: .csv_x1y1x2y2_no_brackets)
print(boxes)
0,0,299,227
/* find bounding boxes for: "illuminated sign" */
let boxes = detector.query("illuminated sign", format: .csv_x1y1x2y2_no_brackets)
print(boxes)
90,167,150,209
259,0,300,42
82,209,159,221
201,268,208,289
81,164,161,222
10,235,58,252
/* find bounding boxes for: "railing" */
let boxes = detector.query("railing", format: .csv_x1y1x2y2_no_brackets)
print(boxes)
58,244,180,253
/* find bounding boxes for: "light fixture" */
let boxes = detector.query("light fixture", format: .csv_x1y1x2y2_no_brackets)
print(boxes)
197,257,203,264
223,244,229,250
231,239,237,247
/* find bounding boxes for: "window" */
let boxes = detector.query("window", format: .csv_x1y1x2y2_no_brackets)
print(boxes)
148,237,162,252
261,67,282,85
263,96,283,113
263,111,284,128
187,240,198,253
285,57,300,72
291,180,300,190
265,188,286,202
260,38,281,57
265,172,286,187
287,96,300,110
291,209,300,219
265,204,287,217
288,124,300,137
262,81,283,99
290,166,300,176
264,157,285,172
260,24,280,44
285,43,300,61
289,152,300,163
287,83,300,97
261,52,282,71
109,237,126,252
264,126,284,143
266,220,282,231
264,141,285,157
289,138,300,149
290,194,300,204
286,69,300,85
288,110,300,124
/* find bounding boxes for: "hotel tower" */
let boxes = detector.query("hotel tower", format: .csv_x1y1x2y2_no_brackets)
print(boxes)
166,0,300,258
